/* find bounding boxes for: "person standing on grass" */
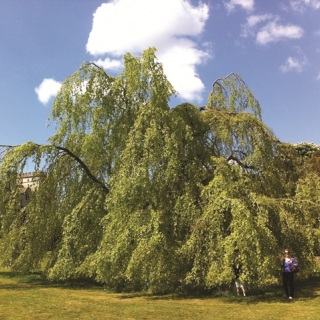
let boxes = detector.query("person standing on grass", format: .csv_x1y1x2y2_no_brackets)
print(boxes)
280,249,299,300
233,260,246,296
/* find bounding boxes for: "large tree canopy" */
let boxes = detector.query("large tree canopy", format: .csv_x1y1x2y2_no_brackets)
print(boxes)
0,48,318,293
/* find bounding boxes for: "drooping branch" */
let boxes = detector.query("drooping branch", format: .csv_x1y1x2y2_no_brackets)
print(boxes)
0,143,109,194
199,72,236,111
210,72,237,94
198,72,260,118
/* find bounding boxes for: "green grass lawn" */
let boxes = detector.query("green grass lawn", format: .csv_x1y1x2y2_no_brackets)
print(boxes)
0,270,319,320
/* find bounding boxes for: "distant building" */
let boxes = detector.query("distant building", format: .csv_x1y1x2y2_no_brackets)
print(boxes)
19,171,41,191
4,171,42,211
17,171,43,209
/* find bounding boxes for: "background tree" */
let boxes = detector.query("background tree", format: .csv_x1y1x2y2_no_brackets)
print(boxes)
0,48,317,293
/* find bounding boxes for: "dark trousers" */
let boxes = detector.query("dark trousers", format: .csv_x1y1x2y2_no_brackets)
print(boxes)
283,272,294,297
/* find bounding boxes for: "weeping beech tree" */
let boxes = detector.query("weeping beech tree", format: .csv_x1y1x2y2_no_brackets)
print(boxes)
0,48,317,293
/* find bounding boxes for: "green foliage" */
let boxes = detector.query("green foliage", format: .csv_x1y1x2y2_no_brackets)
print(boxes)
0,48,318,293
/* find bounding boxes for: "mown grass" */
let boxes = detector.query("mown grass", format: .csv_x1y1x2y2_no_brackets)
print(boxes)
0,270,319,319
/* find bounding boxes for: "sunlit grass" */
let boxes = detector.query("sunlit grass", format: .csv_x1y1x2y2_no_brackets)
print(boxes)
0,270,319,319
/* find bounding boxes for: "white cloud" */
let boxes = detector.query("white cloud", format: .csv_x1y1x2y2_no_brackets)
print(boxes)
93,58,122,71
86,0,210,101
290,0,320,12
159,40,208,100
280,56,307,73
241,15,304,46
256,21,304,45
316,72,320,80
35,78,61,105
224,0,254,12
241,14,274,37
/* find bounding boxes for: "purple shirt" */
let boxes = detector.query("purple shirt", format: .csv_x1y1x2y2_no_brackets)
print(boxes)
283,258,298,273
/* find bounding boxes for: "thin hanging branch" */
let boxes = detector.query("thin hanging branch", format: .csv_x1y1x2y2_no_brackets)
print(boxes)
198,72,256,113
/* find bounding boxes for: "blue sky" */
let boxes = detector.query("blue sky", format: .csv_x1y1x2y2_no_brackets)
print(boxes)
0,0,319,148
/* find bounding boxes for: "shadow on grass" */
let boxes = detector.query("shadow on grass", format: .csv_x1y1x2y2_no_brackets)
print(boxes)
1,270,319,304
0,271,104,291
116,276,320,304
